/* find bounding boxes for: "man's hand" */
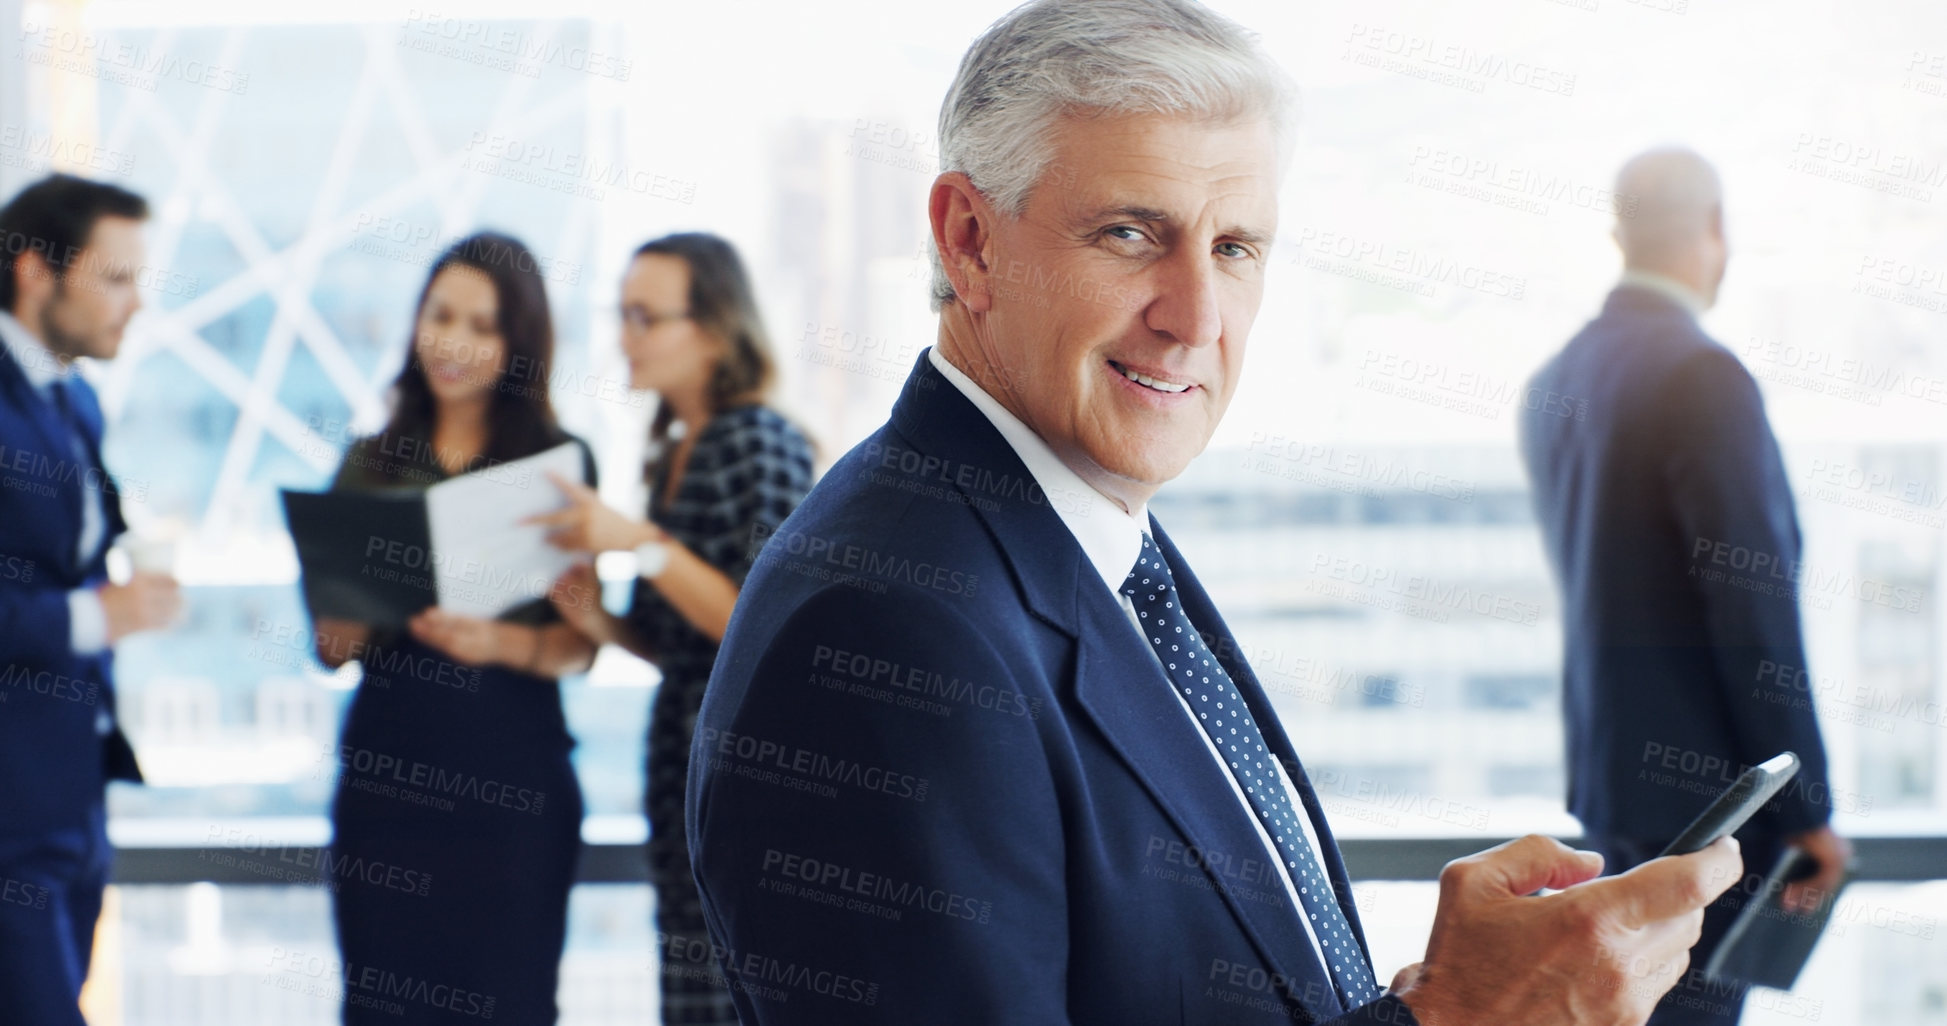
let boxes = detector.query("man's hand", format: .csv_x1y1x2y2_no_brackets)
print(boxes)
1782,825,1851,913
99,571,183,642
1393,834,1741,1026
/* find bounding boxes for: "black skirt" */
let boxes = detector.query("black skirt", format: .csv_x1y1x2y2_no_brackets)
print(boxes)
328,635,583,1025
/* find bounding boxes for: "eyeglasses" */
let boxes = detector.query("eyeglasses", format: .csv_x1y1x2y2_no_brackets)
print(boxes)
620,305,691,332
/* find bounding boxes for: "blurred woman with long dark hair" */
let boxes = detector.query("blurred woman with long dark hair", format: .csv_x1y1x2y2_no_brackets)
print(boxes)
535,232,813,1026
312,231,597,1025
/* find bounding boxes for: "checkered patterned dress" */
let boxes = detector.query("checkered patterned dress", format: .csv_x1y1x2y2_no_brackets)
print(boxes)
626,404,813,1025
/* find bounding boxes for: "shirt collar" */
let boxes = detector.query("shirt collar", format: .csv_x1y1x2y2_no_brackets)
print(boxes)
1617,269,1708,317
926,346,1148,597
0,310,72,391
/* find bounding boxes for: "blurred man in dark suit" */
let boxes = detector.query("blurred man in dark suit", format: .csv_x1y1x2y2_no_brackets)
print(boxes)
0,173,181,1026
1520,148,1849,1025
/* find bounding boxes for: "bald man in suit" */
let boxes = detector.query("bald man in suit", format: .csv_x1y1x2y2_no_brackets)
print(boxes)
1521,148,1849,1025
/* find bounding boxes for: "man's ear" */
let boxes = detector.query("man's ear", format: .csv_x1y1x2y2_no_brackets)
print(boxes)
930,172,995,314
11,248,56,311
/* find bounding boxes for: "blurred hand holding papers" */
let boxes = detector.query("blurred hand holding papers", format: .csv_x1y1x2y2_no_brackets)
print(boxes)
424,442,586,618
282,442,585,626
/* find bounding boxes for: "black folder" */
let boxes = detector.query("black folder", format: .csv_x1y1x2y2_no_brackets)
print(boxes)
1704,846,1848,990
281,488,438,628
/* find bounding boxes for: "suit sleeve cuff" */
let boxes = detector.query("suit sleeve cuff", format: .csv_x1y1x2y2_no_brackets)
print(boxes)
69,587,109,654
1768,795,1833,838
1339,994,1420,1025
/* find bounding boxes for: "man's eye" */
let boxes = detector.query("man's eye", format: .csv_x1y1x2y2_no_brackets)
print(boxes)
1105,225,1146,241
1216,242,1252,259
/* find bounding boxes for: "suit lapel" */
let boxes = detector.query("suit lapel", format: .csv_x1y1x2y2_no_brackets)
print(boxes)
884,351,1347,1015
62,375,125,565
0,343,91,574
1071,584,1344,1017
1152,522,1381,967
887,352,1085,633
0,340,87,474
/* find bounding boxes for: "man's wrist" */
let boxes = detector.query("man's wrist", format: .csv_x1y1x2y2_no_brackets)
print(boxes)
74,586,111,652
1391,973,1460,1026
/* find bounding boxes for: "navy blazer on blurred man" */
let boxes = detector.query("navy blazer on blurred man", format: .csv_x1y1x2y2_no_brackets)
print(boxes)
1520,149,1842,1026
0,174,163,1026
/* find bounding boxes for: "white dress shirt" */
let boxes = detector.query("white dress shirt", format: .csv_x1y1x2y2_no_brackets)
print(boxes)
926,346,1339,968
1618,269,1708,317
0,310,109,654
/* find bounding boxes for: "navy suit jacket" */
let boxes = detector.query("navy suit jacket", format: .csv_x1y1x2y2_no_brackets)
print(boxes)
1519,286,1832,843
0,341,140,839
689,352,1417,1025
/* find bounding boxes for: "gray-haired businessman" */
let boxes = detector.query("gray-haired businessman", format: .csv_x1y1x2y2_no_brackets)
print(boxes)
690,3,1742,1024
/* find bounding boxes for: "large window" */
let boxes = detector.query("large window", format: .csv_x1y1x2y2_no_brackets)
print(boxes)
4,0,1943,1022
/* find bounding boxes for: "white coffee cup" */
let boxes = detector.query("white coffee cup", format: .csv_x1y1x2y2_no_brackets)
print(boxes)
119,535,178,577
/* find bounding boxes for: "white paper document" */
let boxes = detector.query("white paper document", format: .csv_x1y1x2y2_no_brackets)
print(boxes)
424,441,584,619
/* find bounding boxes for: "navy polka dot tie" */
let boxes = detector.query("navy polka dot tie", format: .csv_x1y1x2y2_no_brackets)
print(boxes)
1123,533,1379,1008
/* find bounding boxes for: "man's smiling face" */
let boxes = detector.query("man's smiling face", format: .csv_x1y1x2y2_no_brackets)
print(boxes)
958,111,1279,504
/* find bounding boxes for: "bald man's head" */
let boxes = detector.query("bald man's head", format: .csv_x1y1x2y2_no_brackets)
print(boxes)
1612,147,1727,305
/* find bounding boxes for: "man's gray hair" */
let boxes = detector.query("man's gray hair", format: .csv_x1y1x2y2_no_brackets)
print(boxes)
929,0,1297,311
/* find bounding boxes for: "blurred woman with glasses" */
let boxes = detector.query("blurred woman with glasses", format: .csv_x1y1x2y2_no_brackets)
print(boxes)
311,231,597,1025
533,232,814,1026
